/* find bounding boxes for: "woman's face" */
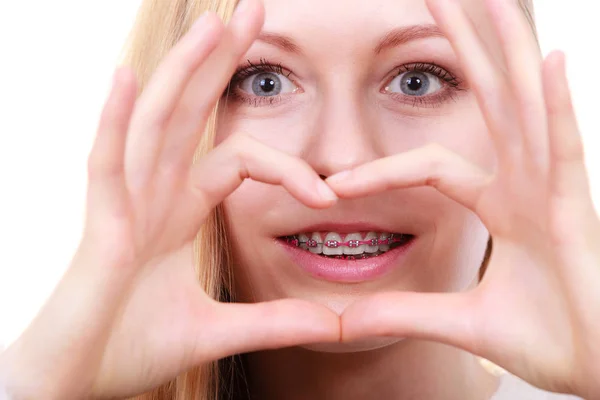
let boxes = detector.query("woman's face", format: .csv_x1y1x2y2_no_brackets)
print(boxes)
217,0,497,336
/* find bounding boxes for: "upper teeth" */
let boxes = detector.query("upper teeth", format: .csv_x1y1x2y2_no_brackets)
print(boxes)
295,232,396,255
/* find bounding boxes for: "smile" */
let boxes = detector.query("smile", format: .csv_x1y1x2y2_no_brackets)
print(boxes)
277,230,416,282
281,232,414,260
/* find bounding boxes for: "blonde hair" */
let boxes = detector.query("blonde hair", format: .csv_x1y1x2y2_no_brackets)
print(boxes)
117,0,536,399
121,1,239,399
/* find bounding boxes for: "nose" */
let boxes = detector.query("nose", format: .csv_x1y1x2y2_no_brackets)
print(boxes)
304,90,384,178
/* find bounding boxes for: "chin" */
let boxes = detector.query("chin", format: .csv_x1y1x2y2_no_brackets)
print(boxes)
302,337,405,353
296,296,406,353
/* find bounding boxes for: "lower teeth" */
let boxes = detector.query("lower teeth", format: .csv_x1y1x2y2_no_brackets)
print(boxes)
321,252,383,259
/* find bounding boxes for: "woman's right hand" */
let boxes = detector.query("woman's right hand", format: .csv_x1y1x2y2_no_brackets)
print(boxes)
0,1,340,398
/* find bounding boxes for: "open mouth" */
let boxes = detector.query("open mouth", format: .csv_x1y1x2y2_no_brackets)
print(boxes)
278,232,414,260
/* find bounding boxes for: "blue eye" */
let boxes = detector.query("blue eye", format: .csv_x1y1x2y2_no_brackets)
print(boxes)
239,72,297,97
385,71,442,97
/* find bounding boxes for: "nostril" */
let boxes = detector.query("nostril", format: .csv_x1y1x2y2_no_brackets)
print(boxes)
319,174,327,180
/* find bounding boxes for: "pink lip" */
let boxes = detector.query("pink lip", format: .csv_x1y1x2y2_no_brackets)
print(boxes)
278,221,411,236
277,237,416,283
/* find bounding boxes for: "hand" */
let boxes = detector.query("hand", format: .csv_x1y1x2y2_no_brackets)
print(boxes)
0,1,340,398
327,0,600,397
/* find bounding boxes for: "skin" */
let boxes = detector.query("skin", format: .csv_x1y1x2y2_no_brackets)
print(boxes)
220,0,493,314
0,0,599,399
222,0,600,398
0,5,340,399
218,0,498,397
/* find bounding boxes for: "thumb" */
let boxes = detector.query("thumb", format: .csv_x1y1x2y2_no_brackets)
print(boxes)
193,299,341,361
340,291,480,354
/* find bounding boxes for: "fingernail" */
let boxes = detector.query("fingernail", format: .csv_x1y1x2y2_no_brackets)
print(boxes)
559,51,567,73
190,11,209,32
327,170,352,185
316,180,337,202
233,0,250,17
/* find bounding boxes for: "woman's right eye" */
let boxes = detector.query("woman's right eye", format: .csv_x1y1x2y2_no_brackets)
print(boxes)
238,72,298,97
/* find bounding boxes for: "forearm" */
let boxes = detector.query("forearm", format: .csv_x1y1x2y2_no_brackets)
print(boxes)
0,241,136,400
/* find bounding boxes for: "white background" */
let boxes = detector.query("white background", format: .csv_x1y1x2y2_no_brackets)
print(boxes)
0,0,598,350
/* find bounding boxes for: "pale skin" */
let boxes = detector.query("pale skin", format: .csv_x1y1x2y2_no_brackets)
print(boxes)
0,0,599,400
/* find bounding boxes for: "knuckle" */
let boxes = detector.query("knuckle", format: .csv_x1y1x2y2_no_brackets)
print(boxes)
424,143,448,168
478,80,504,103
135,102,169,133
227,132,253,150
547,95,573,117
82,222,137,267
478,83,509,114
170,99,197,129
226,133,256,162
179,15,224,61
202,12,225,32
86,154,122,182
423,143,453,184
86,154,106,180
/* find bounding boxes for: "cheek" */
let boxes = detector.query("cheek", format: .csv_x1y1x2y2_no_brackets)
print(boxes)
439,102,497,171
374,104,494,291
429,209,490,291
378,100,496,171
222,181,278,300
218,92,493,303
223,180,287,237
215,101,310,155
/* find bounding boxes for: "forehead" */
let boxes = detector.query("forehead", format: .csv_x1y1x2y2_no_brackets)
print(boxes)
258,0,499,62
261,0,433,34
260,0,488,30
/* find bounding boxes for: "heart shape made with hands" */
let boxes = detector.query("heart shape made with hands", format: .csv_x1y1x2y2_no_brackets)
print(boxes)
198,0,597,395
128,0,598,396
14,1,598,399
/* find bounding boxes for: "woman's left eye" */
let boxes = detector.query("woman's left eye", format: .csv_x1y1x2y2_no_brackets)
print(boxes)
384,71,442,97
238,72,298,97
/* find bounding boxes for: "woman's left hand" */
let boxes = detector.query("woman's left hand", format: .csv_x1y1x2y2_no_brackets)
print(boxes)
326,0,600,397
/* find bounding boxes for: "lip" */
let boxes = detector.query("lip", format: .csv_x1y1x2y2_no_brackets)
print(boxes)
276,235,416,283
276,221,414,236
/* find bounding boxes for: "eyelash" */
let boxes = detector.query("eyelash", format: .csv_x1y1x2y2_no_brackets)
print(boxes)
224,58,293,107
389,62,465,108
224,58,465,108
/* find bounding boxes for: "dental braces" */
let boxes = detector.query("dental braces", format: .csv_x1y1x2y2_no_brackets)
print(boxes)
326,254,381,260
284,234,407,248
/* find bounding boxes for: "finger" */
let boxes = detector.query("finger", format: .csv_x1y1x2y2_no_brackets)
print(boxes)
184,134,337,225
485,0,549,170
86,67,137,230
159,0,266,172
10,68,139,398
124,12,225,191
425,0,520,162
340,291,480,354
196,299,340,360
326,144,491,213
543,51,590,200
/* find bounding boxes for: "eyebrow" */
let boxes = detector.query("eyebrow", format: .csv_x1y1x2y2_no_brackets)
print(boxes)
257,32,301,54
374,24,446,54
256,24,447,55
